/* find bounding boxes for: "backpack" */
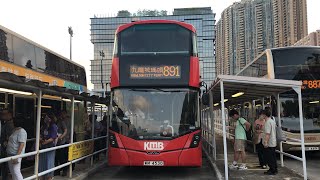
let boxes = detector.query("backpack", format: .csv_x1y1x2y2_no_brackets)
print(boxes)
271,117,287,143
276,125,286,143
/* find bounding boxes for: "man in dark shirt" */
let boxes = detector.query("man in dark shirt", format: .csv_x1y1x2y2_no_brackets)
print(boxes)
0,109,14,180
55,111,69,176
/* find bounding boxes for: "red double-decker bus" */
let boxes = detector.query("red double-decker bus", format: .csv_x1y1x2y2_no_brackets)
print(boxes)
108,20,201,167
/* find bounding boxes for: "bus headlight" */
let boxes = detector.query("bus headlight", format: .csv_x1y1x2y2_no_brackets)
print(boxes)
109,133,119,148
190,132,201,148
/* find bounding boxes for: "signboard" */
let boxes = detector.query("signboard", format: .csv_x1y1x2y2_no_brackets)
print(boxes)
0,60,85,92
119,54,190,86
302,80,320,89
130,65,181,79
68,140,94,161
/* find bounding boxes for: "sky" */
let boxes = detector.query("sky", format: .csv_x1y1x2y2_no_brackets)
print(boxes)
0,0,319,90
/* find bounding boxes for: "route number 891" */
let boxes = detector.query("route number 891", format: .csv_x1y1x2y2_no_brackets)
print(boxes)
163,66,180,77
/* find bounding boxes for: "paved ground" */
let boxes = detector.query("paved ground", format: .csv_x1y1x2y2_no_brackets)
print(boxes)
283,151,320,180
214,134,304,180
84,157,216,180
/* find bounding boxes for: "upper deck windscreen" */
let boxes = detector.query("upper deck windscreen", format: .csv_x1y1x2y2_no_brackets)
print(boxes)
272,47,320,81
119,24,192,55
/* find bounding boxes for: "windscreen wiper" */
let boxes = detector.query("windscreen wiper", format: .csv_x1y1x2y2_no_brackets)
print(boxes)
129,88,186,93
153,88,187,93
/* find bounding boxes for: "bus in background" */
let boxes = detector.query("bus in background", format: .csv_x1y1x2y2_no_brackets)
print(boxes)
108,20,201,167
0,25,88,158
237,46,320,151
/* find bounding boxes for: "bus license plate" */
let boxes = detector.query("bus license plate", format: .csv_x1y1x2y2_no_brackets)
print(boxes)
305,147,319,151
143,161,164,166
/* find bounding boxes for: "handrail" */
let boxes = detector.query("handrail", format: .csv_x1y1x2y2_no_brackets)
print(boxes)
0,136,108,164
0,151,37,164
26,138,36,142
276,149,303,161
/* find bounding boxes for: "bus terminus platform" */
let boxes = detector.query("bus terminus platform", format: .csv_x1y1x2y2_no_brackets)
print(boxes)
201,75,307,180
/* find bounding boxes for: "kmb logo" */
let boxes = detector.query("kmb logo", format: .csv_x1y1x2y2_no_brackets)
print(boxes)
144,142,164,151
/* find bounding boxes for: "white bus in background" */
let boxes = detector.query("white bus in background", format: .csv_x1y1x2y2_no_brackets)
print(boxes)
236,46,320,151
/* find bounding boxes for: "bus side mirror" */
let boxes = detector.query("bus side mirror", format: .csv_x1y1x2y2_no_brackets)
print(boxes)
202,93,210,106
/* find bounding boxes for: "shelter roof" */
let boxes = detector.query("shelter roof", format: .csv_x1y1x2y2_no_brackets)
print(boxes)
209,75,302,106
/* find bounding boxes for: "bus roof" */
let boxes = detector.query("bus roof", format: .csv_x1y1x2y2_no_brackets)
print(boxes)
270,46,320,51
0,24,85,69
115,20,196,34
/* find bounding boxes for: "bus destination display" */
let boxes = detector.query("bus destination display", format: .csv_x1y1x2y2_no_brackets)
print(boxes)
302,80,320,89
130,65,181,79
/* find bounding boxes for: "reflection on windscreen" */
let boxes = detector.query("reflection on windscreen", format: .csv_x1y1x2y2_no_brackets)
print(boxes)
119,24,191,54
278,96,320,133
110,88,199,139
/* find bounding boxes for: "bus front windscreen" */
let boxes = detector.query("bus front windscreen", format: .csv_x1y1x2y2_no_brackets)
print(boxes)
110,88,199,140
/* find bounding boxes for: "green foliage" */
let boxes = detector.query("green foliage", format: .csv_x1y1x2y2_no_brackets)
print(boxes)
120,9,168,17
117,10,131,17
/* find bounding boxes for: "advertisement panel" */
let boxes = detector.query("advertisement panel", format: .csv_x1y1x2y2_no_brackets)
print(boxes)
0,60,85,91
68,140,94,161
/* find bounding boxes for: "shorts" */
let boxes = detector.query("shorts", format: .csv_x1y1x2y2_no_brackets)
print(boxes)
234,139,246,152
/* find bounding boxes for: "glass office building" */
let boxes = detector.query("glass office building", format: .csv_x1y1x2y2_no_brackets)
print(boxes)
90,7,216,93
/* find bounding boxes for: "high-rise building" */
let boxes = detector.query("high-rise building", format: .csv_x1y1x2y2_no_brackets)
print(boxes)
273,0,308,47
294,30,320,46
90,7,216,93
216,0,308,75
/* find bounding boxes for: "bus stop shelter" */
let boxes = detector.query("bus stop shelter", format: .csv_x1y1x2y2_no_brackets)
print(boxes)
0,72,110,179
204,75,307,180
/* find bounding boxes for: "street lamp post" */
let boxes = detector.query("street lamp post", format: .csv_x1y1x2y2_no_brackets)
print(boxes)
100,50,105,97
68,26,73,60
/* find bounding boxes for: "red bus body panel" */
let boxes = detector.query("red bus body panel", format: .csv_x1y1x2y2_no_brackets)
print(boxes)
110,57,119,88
108,130,202,167
189,57,200,88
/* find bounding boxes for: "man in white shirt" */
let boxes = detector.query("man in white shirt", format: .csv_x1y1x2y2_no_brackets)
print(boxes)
262,109,278,175
7,117,27,180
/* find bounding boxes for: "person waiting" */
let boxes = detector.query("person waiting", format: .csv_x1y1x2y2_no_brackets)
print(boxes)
6,118,27,180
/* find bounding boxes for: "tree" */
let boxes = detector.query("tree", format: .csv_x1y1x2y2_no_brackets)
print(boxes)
117,10,131,17
135,9,167,16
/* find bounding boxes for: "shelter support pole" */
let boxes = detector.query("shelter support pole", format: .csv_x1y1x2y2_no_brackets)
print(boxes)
4,93,8,108
34,90,42,179
220,81,229,180
69,97,75,178
209,90,216,160
205,106,210,153
262,97,265,109
276,94,284,167
293,87,307,180
252,100,256,153
91,102,96,166
107,93,112,161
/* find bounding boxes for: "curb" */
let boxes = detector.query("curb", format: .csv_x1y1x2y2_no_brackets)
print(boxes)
202,147,223,180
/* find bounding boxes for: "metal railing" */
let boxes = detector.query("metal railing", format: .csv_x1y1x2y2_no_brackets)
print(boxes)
0,133,108,180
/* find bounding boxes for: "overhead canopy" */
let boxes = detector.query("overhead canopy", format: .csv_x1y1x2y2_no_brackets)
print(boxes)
209,75,302,107
0,72,108,104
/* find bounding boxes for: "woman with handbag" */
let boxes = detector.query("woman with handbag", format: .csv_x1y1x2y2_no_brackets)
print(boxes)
253,110,267,169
